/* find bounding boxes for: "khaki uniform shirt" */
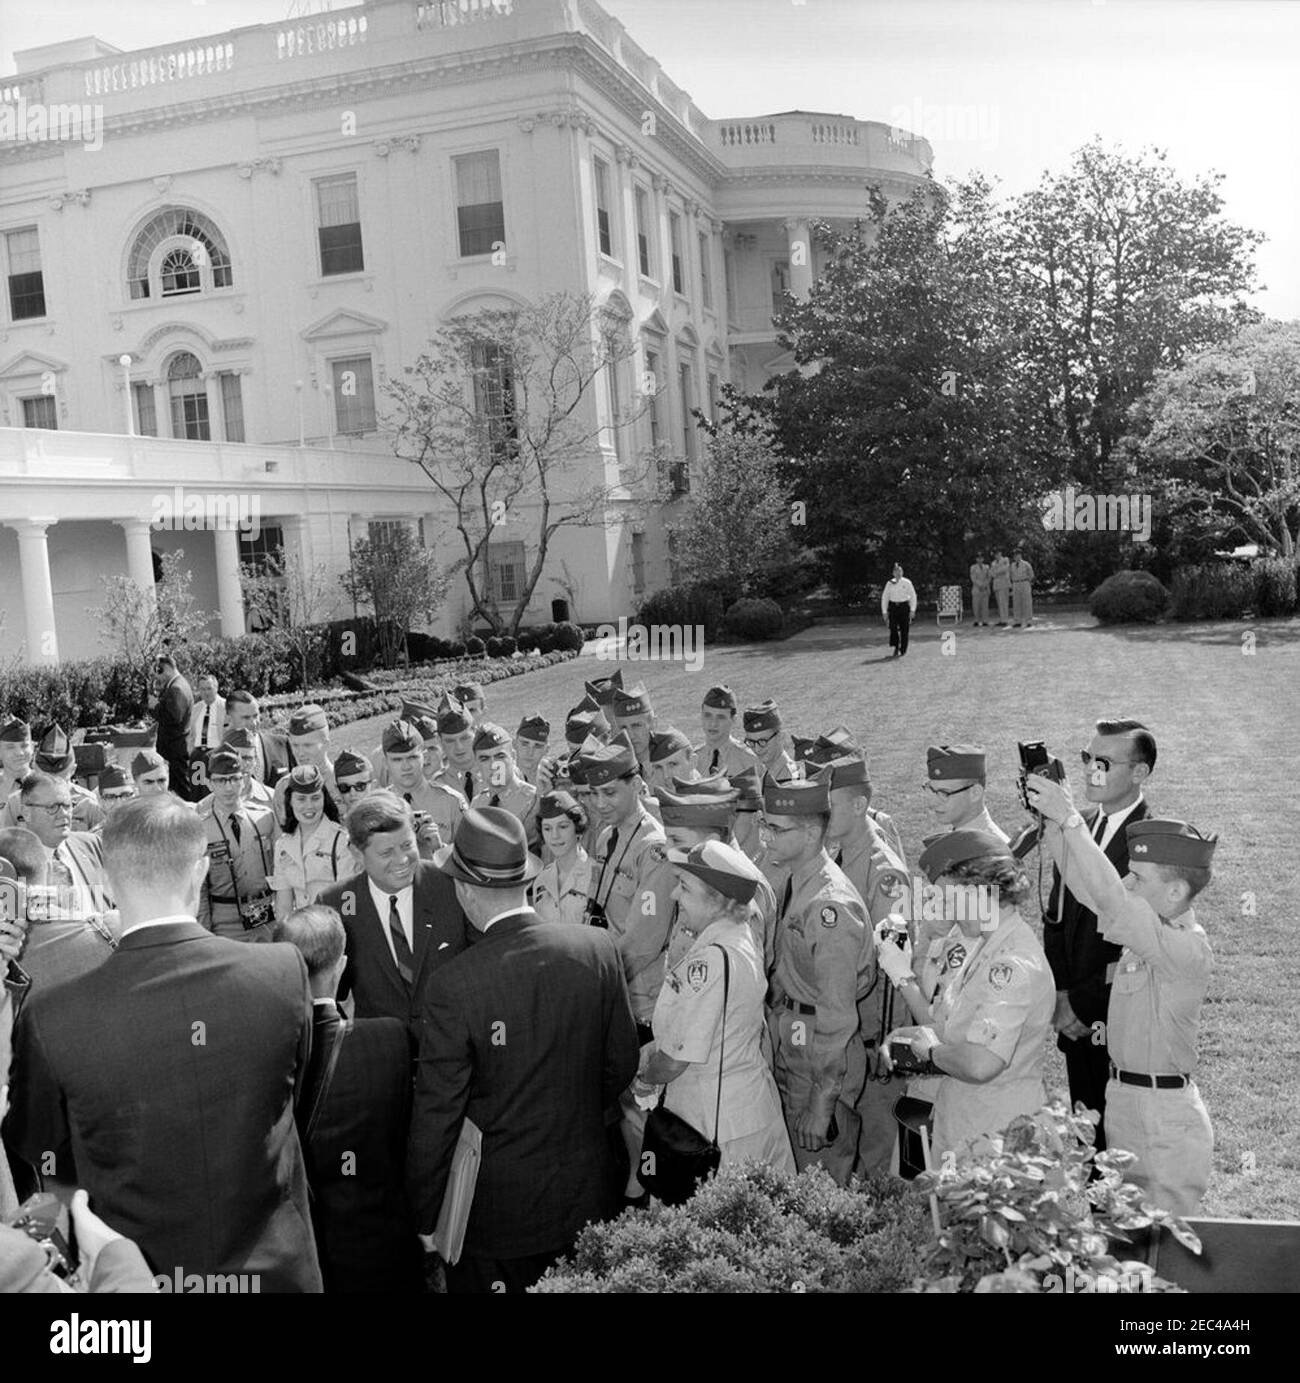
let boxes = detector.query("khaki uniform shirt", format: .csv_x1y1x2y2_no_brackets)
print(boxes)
471,778,539,854
691,736,761,780
531,851,594,927
833,817,910,1040
402,777,468,849
196,800,276,932
970,562,991,590
991,556,1011,592
1010,558,1034,586
434,763,479,806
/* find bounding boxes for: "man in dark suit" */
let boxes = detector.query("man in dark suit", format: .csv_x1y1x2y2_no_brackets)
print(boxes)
225,691,290,788
2,795,321,1292
1043,718,1154,1150
275,904,423,1293
317,791,468,1033
408,807,640,1294
151,653,194,800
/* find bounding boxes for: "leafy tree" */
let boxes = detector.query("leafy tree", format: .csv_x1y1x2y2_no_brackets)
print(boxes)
91,548,211,670
339,525,452,668
240,550,339,690
1123,320,1300,561
385,292,661,635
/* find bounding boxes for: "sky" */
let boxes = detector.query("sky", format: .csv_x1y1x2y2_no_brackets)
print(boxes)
2,0,1295,318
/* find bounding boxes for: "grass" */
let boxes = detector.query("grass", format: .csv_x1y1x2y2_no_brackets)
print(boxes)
333,609,1300,1219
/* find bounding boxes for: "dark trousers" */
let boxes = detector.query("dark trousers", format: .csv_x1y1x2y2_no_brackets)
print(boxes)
166,753,194,801
1062,1034,1113,1150
887,601,911,655
446,1246,566,1294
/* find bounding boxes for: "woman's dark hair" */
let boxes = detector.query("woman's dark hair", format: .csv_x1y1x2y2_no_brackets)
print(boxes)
283,773,340,835
943,853,1032,909
544,797,588,837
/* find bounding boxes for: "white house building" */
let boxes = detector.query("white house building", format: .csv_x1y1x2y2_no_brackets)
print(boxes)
0,0,932,665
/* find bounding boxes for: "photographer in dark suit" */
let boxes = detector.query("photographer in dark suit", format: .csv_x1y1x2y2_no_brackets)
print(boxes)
408,807,640,1294
275,904,423,1293
2,795,321,1292
316,792,467,1034
151,653,194,800
1043,718,1153,1149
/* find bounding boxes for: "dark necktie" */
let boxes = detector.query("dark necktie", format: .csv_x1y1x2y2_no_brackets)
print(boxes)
1093,813,1108,845
200,706,211,746
464,772,475,800
388,895,414,988
833,848,843,867
780,875,793,921
709,749,720,774
404,792,413,805
605,827,620,867
228,814,242,844
490,793,500,808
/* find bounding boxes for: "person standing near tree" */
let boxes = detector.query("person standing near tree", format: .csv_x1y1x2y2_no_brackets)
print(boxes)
1010,549,1035,627
969,553,992,626
881,564,918,658
990,551,1012,626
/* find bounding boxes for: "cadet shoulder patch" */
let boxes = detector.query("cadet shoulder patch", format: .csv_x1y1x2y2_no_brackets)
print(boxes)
988,961,1016,991
820,905,838,929
944,943,967,972
686,958,709,991
647,844,667,864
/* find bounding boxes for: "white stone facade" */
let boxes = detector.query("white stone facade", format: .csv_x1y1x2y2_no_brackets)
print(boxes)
0,0,931,665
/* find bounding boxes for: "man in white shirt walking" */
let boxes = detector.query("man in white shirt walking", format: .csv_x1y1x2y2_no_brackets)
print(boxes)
880,564,918,658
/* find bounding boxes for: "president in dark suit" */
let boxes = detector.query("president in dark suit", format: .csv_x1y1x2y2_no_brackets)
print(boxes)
317,791,468,1033
152,653,194,800
1043,718,1154,1150
275,903,423,1293
408,807,640,1294
1,795,322,1292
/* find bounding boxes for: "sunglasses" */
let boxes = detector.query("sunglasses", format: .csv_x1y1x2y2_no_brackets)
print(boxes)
336,781,371,794
922,782,973,798
1080,751,1138,774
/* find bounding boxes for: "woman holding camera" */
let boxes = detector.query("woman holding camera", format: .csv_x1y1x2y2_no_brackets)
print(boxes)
530,790,593,926
270,765,348,923
631,840,794,1174
880,830,1054,1161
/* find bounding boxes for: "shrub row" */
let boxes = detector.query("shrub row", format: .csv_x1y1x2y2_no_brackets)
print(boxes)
1091,559,1299,624
634,585,794,643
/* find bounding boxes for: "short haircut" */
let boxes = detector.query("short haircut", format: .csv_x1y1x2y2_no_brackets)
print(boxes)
102,796,207,894
1095,718,1157,772
226,689,257,709
1156,862,1212,903
19,770,66,801
0,827,47,882
274,905,345,978
944,854,1032,909
346,790,413,851
157,652,178,671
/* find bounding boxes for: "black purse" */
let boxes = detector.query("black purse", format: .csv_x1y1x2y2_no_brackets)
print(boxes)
637,945,730,1206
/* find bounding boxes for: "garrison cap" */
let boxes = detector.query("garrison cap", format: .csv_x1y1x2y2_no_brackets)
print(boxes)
666,840,761,905
383,720,422,755
409,715,440,743
472,722,513,754
131,749,167,776
728,766,764,813
538,789,581,821
579,730,639,786
918,829,1013,883
221,728,255,751
583,671,624,707
808,725,861,764
333,749,373,780
208,750,241,777
926,743,987,784
612,682,653,718
762,768,830,817
821,754,870,790
702,684,737,711
452,682,484,704
790,735,816,763
565,710,608,747
436,694,472,735
401,697,438,723
286,763,326,793
649,727,693,763
98,765,132,791
288,704,329,736
35,724,74,773
1125,819,1218,869
0,717,31,743
657,783,737,829
516,714,550,744
743,701,782,733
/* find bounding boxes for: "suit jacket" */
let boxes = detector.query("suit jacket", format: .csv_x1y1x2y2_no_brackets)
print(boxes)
319,863,468,1031
153,674,193,761
258,731,291,787
1044,799,1150,1036
188,696,227,752
407,908,640,1259
2,919,322,1292
299,1001,422,1292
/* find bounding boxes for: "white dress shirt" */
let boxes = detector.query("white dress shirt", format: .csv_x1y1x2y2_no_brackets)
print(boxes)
190,696,226,751
881,577,918,615
1094,794,1144,852
119,912,199,940
483,905,530,934
367,875,414,968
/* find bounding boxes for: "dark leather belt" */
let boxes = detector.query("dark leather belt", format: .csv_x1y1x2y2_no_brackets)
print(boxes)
1111,1063,1189,1090
209,894,270,906
779,997,815,1015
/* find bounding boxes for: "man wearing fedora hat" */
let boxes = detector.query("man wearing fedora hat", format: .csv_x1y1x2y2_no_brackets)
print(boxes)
408,807,639,1293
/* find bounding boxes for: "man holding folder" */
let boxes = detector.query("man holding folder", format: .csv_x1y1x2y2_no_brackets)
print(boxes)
407,807,640,1293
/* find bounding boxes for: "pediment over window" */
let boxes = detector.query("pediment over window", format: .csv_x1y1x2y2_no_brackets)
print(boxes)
677,323,700,350
641,308,669,337
0,350,67,379
300,308,388,341
600,288,634,322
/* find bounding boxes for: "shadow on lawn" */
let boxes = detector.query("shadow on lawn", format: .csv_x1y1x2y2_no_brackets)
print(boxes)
1081,618,1300,647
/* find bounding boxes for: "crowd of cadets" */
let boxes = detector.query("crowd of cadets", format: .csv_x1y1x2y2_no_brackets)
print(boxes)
0,668,1216,1199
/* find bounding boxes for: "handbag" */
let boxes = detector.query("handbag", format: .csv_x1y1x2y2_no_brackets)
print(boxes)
637,945,730,1206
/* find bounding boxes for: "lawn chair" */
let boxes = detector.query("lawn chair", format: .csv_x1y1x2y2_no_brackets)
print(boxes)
936,585,963,626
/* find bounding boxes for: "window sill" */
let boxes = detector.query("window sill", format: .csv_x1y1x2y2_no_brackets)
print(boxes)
597,252,624,272
674,292,691,309
8,314,51,326
312,270,372,286
637,273,659,292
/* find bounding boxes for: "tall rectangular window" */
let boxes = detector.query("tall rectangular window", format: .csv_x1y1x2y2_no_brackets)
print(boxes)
455,151,505,257
316,175,364,276
21,395,57,429
644,349,661,447
593,157,614,258
679,362,695,460
6,228,46,320
332,355,376,434
606,335,623,460
471,341,517,463
669,213,684,295
219,372,245,443
487,540,526,604
634,186,652,277
724,248,736,315
698,232,713,310
630,531,645,595
132,381,158,437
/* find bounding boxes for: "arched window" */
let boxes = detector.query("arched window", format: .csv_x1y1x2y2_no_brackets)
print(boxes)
127,208,233,300
167,351,210,440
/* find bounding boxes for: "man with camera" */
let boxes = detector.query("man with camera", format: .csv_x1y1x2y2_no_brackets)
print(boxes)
195,749,277,942
1025,774,1216,1217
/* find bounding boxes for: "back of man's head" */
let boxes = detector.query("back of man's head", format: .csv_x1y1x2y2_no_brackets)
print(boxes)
102,795,207,913
274,905,345,986
0,827,47,881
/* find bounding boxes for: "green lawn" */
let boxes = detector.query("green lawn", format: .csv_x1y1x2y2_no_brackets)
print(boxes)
334,610,1300,1218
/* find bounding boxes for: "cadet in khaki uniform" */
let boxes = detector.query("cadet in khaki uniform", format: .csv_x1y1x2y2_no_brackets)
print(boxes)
1010,549,1035,627
0,717,35,806
742,702,797,785
514,714,550,788
432,695,480,805
383,719,466,851
923,744,1009,843
818,754,911,1174
611,683,656,782
195,749,278,942
646,728,695,798
1028,779,1217,1217
762,772,872,1186
970,553,992,626
469,723,540,856
1,725,106,835
990,551,1012,625
692,684,762,780
192,728,274,814
806,725,907,863
581,731,676,1202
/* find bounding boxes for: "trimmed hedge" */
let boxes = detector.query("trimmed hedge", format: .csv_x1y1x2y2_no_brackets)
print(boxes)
1253,557,1298,616
723,596,784,641
1169,559,1299,620
1089,570,1169,624
634,583,727,639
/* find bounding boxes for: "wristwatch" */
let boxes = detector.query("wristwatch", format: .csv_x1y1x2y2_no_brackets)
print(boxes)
1063,811,1086,832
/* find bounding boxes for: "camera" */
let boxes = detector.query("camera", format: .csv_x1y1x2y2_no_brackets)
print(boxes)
888,1040,938,1076
584,898,609,929
1017,739,1064,811
240,897,274,932
6,1192,78,1279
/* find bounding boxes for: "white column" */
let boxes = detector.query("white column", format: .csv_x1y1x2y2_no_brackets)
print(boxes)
116,519,158,617
783,217,814,300
213,525,246,638
119,355,134,436
9,518,60,665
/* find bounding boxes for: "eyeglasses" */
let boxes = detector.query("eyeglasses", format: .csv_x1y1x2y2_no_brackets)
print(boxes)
336,781,371,794
1080,751,1138,774
745,734,777,749
101,791,135,802
922,782,973,798
25,800,73,816
209,775,242,786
